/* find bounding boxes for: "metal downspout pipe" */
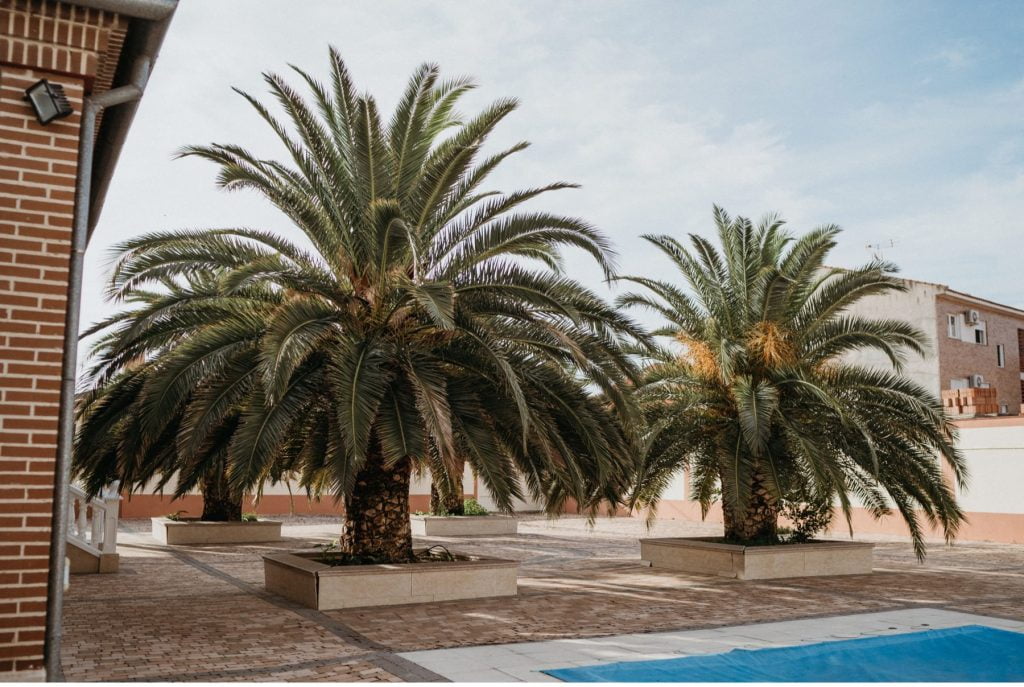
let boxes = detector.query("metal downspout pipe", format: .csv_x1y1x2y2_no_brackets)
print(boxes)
43,56,150,681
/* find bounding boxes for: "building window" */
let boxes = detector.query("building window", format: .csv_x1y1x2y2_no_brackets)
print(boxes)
975,327,987,345
947,314,961,339
997,344,1006,368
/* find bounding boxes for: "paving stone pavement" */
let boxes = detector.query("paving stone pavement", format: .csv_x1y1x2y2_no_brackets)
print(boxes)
62,514,1024,681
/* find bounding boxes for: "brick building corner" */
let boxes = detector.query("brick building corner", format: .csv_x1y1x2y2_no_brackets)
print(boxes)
1,0,175,679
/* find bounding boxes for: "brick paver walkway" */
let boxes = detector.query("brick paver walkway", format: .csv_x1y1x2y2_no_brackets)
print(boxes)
62,515,1024,681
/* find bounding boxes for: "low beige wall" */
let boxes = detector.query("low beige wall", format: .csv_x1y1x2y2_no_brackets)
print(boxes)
152,518,283,545
410,515,518,536
263,551,519,609
645,498,1024,546
640,537,874,580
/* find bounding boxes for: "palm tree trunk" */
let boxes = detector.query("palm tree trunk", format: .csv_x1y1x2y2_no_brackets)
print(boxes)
341,453,414,563
723,468,779,544
201,467,242,522
430,460,465,515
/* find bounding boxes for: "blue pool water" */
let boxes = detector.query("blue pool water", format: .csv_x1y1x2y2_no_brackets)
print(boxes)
543,625,1024,682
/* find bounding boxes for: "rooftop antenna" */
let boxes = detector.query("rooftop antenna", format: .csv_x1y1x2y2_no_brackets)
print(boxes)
866,239,897,261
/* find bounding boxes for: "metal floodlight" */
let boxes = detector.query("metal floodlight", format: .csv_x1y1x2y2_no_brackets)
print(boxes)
24,79,73,125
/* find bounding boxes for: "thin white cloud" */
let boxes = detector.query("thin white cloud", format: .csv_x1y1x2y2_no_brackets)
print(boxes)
926,39,980,71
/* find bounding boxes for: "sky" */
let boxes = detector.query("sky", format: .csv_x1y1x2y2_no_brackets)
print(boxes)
81,0,1024,339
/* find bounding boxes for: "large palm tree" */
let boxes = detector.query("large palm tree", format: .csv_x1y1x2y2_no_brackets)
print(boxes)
76,49,644,562
623,207,965,558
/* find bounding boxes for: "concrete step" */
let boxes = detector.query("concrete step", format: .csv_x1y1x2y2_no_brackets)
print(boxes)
67,538,118,574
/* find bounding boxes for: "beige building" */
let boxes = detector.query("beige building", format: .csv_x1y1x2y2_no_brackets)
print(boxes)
842,276,1024,416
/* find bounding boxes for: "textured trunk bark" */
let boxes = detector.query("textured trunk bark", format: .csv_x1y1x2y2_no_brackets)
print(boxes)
430,460,465,515
341,454,414,563
723,468,779,544
201,467,242,522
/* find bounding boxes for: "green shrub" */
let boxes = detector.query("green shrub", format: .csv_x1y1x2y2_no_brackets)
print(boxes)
780,493,835,543
165,510,187,521
241,512,258,522
461,498,489,516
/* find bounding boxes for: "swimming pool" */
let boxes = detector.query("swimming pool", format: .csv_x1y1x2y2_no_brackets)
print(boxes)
543,625,1024,682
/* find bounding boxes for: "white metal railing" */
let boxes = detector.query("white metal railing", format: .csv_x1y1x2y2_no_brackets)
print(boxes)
68,481,121,557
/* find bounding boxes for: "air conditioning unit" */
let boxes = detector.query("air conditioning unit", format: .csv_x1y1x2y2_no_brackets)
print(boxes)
965,309,981,324
969,374,985,388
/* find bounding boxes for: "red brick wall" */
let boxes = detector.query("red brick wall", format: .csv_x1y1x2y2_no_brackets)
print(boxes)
0,0,126,676
935,294,1024,415
1018,329,1024,405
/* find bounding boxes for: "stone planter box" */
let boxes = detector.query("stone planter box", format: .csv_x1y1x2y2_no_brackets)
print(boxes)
640,537,874,580
410,514,518,536
151,517,283,545
263,550,518,609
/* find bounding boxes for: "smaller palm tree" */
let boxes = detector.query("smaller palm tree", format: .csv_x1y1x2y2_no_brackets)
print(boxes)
429,462,467,515
73,271,271,521
623,207,965,558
